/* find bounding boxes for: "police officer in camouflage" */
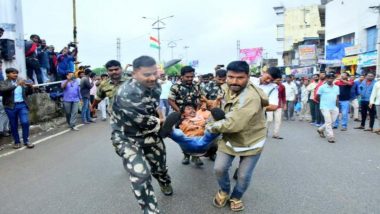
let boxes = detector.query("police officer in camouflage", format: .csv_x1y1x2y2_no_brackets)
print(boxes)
168,66,204,166
91,60,127,114
111,56,172,214
203,69,226,101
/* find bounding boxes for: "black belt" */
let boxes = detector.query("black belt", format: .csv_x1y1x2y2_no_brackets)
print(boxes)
15,101,25,104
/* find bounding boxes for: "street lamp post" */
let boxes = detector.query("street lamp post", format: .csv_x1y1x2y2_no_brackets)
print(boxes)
72,0,78,70
142,15,174,62
167,39,182,59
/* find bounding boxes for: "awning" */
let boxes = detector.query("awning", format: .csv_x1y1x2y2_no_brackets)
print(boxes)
342,55,358,66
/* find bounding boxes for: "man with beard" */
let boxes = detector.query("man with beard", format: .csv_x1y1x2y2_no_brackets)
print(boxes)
316,73,340,143
90,60,127,115
168,66,203,166
111,56,172,214
209,61,268,212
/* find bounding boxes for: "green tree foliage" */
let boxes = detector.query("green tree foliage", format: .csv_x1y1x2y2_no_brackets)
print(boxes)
92,67,107,75
164,64,183,77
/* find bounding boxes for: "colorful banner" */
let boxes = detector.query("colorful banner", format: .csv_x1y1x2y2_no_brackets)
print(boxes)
358,51,377,67
299,45,316,60
342,56,359,66
240,48,263,64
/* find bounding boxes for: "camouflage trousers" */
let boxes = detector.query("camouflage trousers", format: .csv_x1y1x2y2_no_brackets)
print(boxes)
120,140,171,214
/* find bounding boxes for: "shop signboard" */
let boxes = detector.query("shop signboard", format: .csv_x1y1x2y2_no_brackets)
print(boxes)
299,45,316,60
344,45,361,56
342,56,359,66
358,51,377,67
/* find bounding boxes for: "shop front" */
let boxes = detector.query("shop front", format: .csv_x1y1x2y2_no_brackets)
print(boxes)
341,55,359,75
358,51,377,75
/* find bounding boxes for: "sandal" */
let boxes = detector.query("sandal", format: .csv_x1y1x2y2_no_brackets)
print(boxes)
317,129,325,138
213,190,229,208
230,198,245,212
13,144,22,149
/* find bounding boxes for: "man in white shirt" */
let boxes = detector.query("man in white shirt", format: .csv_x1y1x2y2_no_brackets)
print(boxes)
159,75,173,116
283,75,298,121
250,67,283,137
369,79,380,134
250,69,281,112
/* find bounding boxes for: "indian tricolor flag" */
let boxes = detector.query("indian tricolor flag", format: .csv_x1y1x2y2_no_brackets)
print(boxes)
150,36,160,49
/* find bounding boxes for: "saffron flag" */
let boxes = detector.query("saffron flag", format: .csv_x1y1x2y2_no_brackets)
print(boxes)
150,36,160,49
240,48,263,64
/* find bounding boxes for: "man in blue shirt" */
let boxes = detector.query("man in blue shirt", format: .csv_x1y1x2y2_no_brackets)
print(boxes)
350,75,364,121
355,72,376,131
0,68,34,149
316,73,339,143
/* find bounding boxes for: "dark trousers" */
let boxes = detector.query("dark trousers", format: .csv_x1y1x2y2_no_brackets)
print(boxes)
5,102,30,145
26,57,43,84
285,100,295,119
360,101,376,128
315,102,325,125
309,100,316,123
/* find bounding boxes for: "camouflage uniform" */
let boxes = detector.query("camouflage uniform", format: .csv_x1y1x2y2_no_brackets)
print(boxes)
95,77,128,112
202,81,225,100
111,79,171,214
168,82,202,110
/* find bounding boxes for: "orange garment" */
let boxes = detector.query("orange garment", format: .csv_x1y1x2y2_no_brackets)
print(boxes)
179,110,210,137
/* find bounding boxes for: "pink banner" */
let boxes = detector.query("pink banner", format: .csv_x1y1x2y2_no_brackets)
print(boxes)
240,48,263,64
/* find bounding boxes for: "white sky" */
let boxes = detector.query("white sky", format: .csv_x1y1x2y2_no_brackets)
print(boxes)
23,0,320,73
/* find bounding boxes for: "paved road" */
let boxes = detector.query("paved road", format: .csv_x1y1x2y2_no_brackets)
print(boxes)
0,119,380,214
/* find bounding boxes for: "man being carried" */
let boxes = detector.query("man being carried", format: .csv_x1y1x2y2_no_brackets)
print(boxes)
160,104,225,155
168,66,204,166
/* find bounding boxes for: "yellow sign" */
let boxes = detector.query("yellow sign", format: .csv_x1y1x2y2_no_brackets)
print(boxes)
342,56,358,66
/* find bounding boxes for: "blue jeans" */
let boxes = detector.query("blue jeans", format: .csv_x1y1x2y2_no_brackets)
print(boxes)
170,129,219,154
334,100,350,128
5,102,30,145
81,97,91,122
214,151,261,199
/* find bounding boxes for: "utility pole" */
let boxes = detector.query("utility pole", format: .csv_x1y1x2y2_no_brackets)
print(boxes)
72,0,78,70
369,5,380,77
142,15,174,62
237,40,240,60
116,38,121,62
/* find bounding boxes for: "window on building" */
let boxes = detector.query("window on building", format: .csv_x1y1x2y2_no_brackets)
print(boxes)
342,33,355,44
367,26,378,52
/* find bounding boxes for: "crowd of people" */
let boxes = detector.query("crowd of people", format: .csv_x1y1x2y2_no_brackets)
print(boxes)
0,32,113,150
1,30,380,213
24,34,78,83
261,70,380,143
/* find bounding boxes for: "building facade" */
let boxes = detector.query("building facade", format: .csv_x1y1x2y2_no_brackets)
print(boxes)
274,3,326,76
324,0,379,74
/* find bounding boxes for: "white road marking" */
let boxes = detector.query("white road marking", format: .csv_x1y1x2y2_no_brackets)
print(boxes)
0,124,84,158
